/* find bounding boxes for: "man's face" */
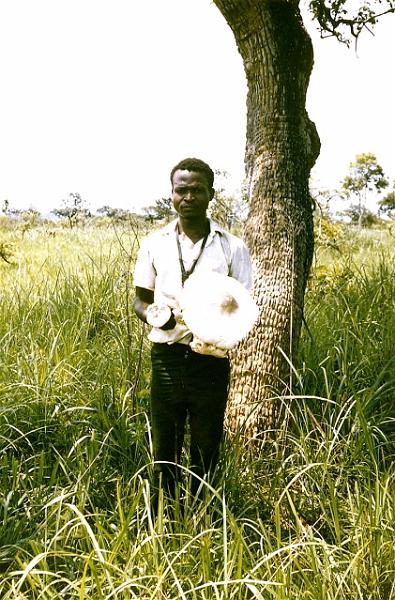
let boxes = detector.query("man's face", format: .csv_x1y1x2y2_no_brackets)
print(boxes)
172,170,214,220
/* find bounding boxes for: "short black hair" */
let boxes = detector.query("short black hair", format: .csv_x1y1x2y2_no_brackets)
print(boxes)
170,157,215,189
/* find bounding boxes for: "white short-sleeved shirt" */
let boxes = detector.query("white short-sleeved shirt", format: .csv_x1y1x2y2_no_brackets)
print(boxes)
133,218,253,344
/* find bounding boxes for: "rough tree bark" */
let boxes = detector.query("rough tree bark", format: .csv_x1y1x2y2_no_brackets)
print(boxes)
212,0,321,440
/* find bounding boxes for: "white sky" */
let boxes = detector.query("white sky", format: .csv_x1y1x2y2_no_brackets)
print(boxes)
0,0,394,214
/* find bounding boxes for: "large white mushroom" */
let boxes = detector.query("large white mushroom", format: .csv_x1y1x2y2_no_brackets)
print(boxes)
180,271,259,357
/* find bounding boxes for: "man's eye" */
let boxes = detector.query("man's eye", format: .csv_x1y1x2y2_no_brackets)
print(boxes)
175,187,205,195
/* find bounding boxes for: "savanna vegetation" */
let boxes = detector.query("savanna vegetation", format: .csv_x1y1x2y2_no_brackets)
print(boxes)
0,217,394,599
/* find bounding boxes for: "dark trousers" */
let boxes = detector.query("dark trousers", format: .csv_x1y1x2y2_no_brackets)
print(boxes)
150,342,230,497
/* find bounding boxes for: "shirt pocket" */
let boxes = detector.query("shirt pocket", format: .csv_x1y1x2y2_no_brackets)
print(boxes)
194,253,230,277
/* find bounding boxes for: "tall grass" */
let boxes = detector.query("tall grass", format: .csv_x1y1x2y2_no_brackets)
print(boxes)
0,223,394,598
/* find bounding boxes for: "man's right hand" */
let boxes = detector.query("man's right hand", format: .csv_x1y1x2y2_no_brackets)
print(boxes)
133,286,154,325
160,310,177,330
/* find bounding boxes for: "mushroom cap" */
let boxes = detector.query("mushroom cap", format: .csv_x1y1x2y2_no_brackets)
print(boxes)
181,272,258,349
146,303,172,328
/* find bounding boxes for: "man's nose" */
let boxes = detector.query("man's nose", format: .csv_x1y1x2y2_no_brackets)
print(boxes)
184,190,195,201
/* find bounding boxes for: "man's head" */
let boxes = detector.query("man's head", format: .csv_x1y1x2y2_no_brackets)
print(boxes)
170,158,215,191
170,158,215,221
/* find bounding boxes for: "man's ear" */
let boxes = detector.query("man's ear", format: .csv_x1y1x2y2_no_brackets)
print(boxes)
209,188,215,201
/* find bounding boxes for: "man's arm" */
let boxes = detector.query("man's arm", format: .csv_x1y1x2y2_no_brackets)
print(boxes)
230,242,253,291
133,286,154,324
133,286,176,330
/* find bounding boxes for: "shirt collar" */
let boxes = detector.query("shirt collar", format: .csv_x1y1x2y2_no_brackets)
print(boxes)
163,218,226,238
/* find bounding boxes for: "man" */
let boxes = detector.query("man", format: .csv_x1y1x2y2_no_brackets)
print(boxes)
133,157,252,498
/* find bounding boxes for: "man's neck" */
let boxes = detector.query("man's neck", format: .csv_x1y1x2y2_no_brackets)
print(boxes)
177,217,209,243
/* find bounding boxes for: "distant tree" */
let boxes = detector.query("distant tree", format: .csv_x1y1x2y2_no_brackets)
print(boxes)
143,197,174,223
19,208,42,234
378,188,395,217
208,170,248,232
97,205,134,222
312,187,346,218
342,204,381,227
1,199,9,214
210,191,248,232
311,188,338,239
1,199,22,218
52,193,91,228
1,200,42,233
342,153,389,228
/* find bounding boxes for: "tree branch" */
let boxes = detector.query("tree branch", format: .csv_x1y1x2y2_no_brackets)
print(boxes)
309,0,395,45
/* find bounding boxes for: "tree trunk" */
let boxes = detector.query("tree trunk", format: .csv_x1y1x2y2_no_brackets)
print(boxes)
212,0,320,440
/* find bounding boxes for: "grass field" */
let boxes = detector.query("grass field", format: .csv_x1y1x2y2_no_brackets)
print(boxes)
0,220,394,599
